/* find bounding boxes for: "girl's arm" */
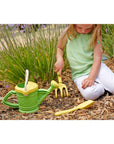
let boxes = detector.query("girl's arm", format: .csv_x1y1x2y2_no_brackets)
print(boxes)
82,36,102,89
54,28,68,75
54,47,64,75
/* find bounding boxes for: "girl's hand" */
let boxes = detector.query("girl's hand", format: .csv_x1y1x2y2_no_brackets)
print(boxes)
81,77,94,89
54,58,64,75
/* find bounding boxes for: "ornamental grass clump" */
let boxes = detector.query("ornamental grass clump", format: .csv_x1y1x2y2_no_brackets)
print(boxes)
0,24,68,84
102,24,114,58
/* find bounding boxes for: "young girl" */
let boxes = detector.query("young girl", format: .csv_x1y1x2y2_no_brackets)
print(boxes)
54,24,114,100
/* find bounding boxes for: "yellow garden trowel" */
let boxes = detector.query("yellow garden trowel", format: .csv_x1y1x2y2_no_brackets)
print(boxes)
55,100,95,116
55,72,69,98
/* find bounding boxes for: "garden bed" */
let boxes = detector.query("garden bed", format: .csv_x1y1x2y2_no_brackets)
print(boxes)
0,58,114,120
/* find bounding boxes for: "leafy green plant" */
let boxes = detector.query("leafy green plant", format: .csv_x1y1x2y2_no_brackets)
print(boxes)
0,24,68,84
102,24,114,58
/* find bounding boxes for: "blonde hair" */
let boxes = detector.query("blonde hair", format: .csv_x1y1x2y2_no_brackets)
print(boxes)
61,24,102,49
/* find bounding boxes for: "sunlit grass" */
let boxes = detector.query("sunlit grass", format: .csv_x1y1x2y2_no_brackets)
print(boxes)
0,24,68,84
102,24,114,58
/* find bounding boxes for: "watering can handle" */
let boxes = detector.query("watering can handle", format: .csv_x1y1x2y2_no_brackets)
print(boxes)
24,69,29,91
2,90,19,108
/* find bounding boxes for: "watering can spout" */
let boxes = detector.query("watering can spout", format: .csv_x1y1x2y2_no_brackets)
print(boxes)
37,80,59,105
48,80,59,92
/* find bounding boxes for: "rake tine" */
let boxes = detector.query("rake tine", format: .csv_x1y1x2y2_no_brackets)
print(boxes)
55,88,58,98
64,85,69,97
60,87,63,98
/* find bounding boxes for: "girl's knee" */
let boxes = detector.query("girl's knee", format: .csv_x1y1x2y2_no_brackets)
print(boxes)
105,81,114,94
110,82,114,94
111,88,114,94
75,78,105,100
110,85,114,94
82,91,98,100
81,86,105,100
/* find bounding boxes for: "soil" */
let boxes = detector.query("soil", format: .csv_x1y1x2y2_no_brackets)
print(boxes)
0,58,114,120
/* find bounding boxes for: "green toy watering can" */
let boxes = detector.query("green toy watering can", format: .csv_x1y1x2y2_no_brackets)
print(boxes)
2,70,59,113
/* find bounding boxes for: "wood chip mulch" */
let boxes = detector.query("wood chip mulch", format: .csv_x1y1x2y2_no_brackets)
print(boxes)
0,58,114,120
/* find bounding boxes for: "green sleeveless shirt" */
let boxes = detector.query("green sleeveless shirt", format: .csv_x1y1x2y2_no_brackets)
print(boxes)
66,33,94,81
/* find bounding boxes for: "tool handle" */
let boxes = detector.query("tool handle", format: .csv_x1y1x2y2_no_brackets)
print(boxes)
2,90,19,108
55,106,78,116
57,72,62,83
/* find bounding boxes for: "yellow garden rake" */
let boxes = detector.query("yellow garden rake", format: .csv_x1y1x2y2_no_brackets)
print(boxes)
55,72,69,98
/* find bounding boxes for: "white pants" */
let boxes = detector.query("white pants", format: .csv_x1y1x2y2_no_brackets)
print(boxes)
74,63,114,100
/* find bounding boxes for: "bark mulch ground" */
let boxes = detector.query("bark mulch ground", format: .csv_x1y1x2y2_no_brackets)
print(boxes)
0,58,114,120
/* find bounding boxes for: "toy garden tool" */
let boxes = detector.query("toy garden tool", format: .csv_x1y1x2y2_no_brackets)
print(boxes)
55,72,69,98
55,100,95,116
2,70,59,113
